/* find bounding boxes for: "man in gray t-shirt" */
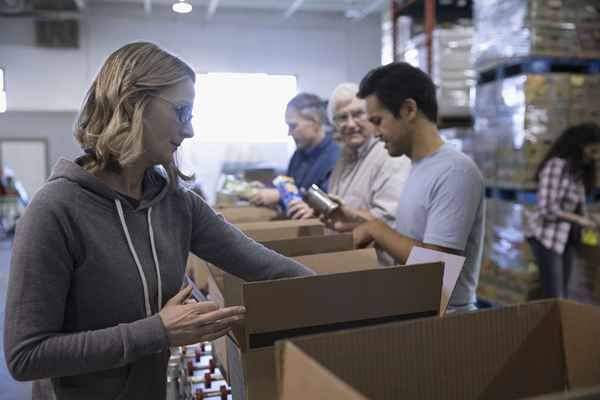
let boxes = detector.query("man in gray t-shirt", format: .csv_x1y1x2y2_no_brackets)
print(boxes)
341,62,485,311
394,144,485,309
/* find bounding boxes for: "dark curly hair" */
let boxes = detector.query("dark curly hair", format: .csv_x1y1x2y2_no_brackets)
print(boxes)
535,122,600,193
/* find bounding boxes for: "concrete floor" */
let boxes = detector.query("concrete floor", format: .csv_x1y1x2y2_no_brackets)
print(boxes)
0,238,32,400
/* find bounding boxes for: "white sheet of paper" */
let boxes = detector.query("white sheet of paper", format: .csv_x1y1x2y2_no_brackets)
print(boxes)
406,246,466,315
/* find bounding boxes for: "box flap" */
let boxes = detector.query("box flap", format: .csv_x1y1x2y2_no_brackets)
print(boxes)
240,263,442,350
217,206,280,223
558,300,600,390
406,246,466,315
206,263,225,294
242,224,324,241
292,248,379,274
260,233,353,257
236,219,324,231
285,299,566,400
243,347,279,400
186,253,210,290
277,341,367,400
522,385,600,399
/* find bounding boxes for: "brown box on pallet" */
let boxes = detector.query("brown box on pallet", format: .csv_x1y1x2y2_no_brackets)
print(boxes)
236,219,325,241
277,299,600,400
208,249,443,400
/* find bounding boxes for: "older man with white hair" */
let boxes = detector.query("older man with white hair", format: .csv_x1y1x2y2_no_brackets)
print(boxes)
320,83,411,263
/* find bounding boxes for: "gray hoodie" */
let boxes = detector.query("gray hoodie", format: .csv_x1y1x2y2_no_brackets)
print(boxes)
4,158,313,400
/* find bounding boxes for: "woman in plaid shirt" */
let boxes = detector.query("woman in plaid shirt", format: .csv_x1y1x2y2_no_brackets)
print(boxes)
527,123,600,298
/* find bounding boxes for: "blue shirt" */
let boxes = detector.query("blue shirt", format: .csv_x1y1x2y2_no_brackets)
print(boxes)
394,143,486,309
287,135,340,192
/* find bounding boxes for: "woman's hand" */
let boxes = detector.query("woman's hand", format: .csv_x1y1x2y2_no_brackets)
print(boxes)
248,189,280,207
159,285,245,346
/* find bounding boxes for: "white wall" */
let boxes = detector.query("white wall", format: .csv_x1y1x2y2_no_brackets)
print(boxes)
0,4,381,200
1,4,381,111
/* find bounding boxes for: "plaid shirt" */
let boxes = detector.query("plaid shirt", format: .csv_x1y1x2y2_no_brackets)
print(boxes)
526,157,587,254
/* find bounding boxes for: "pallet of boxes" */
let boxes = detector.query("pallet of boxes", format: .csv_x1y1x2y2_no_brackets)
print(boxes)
201,212,455,400
472,0,600,306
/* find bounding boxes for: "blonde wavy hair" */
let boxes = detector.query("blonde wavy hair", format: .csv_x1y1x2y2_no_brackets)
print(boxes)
75,42,195,190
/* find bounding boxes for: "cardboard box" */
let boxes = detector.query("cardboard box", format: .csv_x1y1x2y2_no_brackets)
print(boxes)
277,299,600,400
259,233,354,257
236,219,325,241
209,255,443,400
186,253,210,291
207,248,379,384
217,206,281,223
292,249,380,273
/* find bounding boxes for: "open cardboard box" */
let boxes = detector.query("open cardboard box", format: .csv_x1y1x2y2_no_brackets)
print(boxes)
236,219,325,241
208,248,380,383
207,248,444,400
277,299,600,400
259,233,354,257
217,206,281,223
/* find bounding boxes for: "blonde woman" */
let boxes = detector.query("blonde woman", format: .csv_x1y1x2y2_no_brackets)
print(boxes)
4,42,313,400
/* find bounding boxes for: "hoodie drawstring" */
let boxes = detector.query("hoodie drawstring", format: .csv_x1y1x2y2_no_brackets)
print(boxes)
115,199,163,317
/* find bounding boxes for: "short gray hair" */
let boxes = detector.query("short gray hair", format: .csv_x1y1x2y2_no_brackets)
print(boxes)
327,82,361,124
287,93,328,125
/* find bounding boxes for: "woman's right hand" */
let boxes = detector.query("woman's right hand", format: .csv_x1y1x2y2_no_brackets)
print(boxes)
159,285,245,346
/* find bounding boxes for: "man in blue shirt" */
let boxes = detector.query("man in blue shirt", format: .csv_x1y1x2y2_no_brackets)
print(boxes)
250,93,340,219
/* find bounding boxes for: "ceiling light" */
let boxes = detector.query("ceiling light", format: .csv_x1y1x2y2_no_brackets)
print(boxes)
172,0,192,14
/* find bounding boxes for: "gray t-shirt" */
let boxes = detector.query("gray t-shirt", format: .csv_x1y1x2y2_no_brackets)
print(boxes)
394,143,485,308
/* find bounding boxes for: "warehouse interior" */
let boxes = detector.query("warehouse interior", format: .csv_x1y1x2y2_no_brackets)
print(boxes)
1,0,600,399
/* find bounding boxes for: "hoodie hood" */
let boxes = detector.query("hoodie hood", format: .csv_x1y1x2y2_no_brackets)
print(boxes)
48,157,170,211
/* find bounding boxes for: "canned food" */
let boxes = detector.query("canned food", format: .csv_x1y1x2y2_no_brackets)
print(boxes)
305,184,339,216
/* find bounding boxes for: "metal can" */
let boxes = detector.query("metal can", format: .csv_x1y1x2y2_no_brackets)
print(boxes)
305,184,339,216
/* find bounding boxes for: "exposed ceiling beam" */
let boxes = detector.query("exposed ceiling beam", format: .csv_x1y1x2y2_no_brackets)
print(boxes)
207,0,220,19
283,0,304,18
144,0,152,14
353,0,387,20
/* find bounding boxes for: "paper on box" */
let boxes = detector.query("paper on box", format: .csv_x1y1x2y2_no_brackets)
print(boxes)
406,246,466,315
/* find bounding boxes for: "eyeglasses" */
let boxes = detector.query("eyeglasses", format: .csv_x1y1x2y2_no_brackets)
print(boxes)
151,94,194,125
332,109,367,126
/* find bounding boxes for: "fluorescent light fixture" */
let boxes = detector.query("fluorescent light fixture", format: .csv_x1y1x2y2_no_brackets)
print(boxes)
0,91,7,113
172,0,192,14
0,68,4,91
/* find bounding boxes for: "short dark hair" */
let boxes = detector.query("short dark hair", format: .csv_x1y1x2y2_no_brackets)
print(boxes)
357,62,438,123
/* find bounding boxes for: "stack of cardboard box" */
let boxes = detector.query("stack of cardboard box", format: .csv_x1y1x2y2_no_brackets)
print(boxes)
478,199,541,305
400,25,476,118
473,72,600,187
474,0,600,68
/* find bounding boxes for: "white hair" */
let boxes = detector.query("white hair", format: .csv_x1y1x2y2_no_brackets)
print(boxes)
327,82,361,124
